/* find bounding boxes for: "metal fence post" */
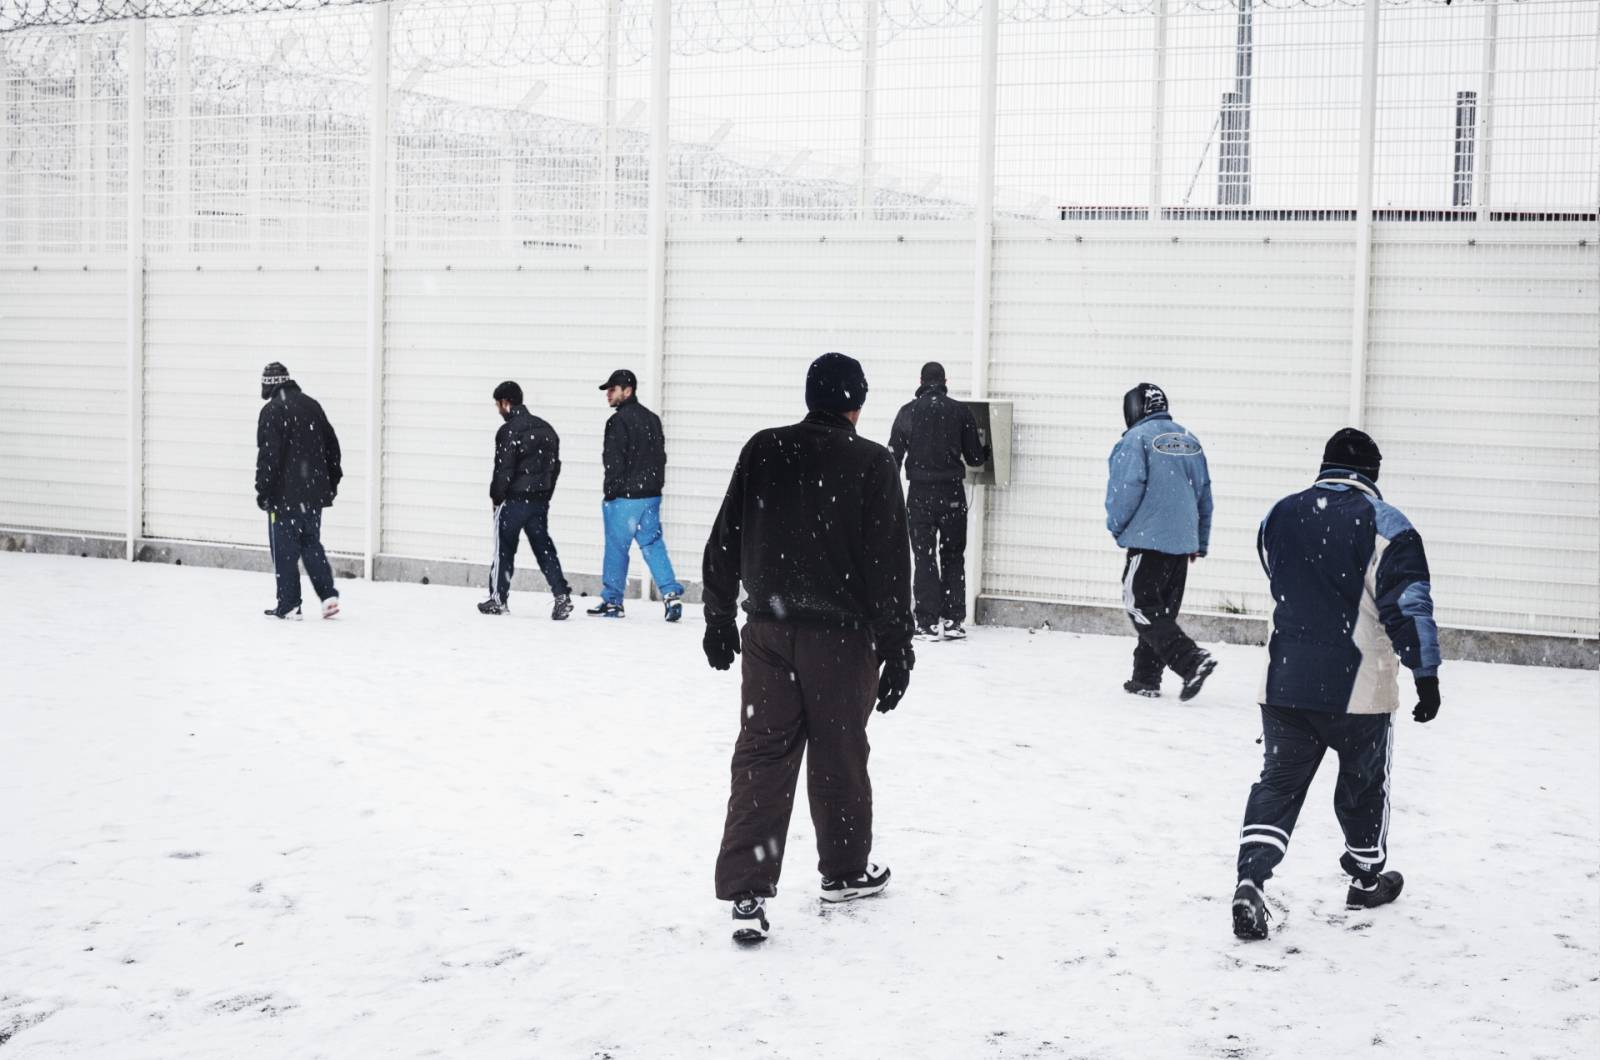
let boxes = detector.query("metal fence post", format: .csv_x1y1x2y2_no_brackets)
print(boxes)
1148,0,1167,220
1476,0,1500,224
644,0,671,413
966,0,999,624
858,0,878,221
1348,0,1380,428
364,2,390,580
126,19,146,561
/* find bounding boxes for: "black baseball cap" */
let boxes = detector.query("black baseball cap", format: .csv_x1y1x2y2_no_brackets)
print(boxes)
599,369,637,391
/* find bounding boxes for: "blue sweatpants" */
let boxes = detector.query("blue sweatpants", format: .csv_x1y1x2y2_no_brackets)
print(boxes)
601,496,683,606
1238,704,1394,887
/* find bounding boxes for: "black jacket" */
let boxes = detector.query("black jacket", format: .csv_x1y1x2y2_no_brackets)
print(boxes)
888,384,988,483
256,382,342,511
603,397,667,500
702,411,915,666
491,405,562,505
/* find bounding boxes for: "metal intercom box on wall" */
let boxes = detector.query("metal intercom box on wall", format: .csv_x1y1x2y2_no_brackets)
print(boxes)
961,400,1012,488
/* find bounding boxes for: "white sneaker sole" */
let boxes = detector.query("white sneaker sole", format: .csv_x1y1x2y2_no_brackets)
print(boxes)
819,879,889,903
322,599,340,619
731,923,769,943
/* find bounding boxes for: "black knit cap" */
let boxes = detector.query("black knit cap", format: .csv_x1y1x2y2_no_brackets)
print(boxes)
1320,427,1382,481
920,361,946,385
806,352,869,414
261,361,291,399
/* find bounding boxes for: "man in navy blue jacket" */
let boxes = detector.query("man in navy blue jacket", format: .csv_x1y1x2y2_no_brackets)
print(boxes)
1232,428,1442,941
1105,383,1215,701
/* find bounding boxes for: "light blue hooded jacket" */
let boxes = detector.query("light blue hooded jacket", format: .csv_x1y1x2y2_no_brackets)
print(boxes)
1105,412,1213,556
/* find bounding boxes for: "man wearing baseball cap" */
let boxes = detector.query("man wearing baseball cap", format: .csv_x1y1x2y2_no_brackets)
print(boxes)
592,369,685,620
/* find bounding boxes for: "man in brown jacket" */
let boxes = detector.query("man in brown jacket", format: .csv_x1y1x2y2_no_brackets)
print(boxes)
701,352,916,944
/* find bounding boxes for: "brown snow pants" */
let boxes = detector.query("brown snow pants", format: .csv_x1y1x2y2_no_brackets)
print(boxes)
714,618,881,900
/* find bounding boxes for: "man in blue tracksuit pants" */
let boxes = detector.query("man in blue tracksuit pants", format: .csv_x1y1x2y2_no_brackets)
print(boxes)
1231,428,1442,941
591,368,684,621
1105,383,1216,701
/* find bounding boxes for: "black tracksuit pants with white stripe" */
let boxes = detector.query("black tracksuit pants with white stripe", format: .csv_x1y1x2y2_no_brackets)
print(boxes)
1238,705,1393,887
491,499,570,603
1121,548,1205,685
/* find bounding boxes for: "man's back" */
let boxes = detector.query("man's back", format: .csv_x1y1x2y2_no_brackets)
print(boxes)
256,383,341,510
703,411,911,653
889,385,985,482
493,405,561,502
1258,477,1437,714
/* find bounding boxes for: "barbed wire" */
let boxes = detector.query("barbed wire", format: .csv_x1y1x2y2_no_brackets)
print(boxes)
2,0,1467,46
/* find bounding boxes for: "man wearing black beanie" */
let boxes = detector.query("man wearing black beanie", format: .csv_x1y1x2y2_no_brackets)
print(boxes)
701,351,915,944
1231,427,1442,941
256,362,343,620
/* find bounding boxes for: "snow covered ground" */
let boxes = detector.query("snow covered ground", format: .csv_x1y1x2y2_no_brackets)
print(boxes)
2,551,1596,1059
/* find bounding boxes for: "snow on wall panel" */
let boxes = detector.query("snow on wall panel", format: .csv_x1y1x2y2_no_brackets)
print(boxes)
380,259,646,575
1365,227,1599,637
661,224,974,576
0,262,127,536
984,224,1357,618
142,265,367,552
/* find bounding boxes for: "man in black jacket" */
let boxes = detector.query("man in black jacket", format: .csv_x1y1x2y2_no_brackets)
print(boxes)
255,361,342,620
702,352,915,944
479,381,573,620
888,361,988,640
592,368,684,620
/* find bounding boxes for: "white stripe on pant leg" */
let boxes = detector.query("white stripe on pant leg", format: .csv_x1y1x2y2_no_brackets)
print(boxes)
489,504,503,602
1123,553,1149,625
1241,824,1290,840
1376,714,1394,866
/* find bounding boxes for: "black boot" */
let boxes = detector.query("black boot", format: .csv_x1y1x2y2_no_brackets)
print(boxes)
1232,880,1269,940
1180,653,1217,702
1346,870,1404,910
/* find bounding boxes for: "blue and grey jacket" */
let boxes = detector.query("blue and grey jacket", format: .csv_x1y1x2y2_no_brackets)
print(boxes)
1257,472,1440,714
1104,413,1213,556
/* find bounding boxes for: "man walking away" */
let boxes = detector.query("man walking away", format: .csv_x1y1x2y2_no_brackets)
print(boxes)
702,352,915,944
888,361,989,641
1105,382,1215,701
591,369,684,621
1232,428,1441,941
256,362,342,620
478,381,573,620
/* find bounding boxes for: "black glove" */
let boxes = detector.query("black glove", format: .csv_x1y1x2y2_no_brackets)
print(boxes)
703,622,740,671
1413,675,1440,723
875,659,911,713
256,494,269,512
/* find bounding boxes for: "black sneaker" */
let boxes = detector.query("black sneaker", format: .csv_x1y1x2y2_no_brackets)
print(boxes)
1180,654,1217,702
942,620,967,640
913,623,942,642
551,594,573,621
1346,870,1404,910
264,604,302,620
731,896,769,944
477,598,508,615
819,863,890,903
663,592,683,623
586,601,625,618
1123,679,1161,698
1232,880,1269,940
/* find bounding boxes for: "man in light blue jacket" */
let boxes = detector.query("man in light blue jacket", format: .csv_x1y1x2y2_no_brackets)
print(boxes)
1104,383,1216,701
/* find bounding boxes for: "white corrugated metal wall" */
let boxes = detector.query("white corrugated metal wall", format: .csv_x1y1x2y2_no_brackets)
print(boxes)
984,223,1358,620
381,258,647,575
0,262,128,537
661,225,974,571
142,265,368,552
